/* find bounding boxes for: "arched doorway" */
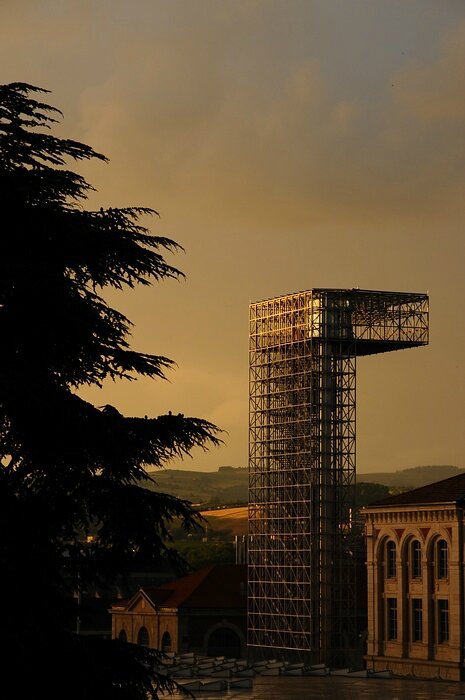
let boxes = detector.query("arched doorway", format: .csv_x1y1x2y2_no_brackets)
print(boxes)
137,626,150,647
118,629,127,642
161,631,172,653
207,626,241,658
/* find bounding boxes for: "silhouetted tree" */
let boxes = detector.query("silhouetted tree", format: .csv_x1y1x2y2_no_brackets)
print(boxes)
0,83,221,699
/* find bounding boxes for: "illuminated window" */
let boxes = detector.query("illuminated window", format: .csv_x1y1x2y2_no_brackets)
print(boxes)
411,540,422,579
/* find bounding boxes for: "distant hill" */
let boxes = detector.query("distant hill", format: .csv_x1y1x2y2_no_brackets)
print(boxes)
358,465,465,489
141,466,248,507
141,464,464,509
143,465,464,548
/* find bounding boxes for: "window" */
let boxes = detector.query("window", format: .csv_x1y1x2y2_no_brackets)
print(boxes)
437,600,449,643
411,540,422,579
411,599,422,642
386,541,396,578
437,540,448,579
386,598,397,640
161,631,172,653
137,626,150,647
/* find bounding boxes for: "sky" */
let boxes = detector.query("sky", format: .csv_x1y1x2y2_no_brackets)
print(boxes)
1,0,464,473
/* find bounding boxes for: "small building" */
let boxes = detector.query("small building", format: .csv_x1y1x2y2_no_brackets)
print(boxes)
110,563,247,658
364,473,465,681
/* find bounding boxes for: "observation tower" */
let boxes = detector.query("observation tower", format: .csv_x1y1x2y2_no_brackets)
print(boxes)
248,288,429,665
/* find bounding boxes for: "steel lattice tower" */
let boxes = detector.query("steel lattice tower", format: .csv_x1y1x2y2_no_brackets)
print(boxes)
248,288,429,666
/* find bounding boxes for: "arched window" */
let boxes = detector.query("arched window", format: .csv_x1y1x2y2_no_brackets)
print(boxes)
437,539,448,579
161,631,172,653
137,626,150,647
411,540,422,579
386,540,396,578
118,629,127,643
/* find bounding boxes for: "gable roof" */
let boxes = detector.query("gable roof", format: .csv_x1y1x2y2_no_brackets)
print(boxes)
365,472,465,508
112,564,247,612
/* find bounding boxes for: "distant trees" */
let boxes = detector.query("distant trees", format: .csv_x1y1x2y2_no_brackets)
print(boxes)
0,83,220,699
172,541,235,570
354,482,390,508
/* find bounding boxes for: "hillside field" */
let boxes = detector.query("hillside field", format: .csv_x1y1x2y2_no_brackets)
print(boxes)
200,506,248,536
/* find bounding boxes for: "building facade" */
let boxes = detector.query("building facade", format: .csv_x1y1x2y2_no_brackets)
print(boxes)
110,564,247,658
364,473,465,681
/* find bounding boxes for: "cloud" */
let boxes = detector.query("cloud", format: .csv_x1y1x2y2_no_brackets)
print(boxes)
65,7,464,235
393,20,465,121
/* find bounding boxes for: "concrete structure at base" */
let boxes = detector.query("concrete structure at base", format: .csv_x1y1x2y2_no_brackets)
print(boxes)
110,564,247,658
364,473,465,681
248,288,428,667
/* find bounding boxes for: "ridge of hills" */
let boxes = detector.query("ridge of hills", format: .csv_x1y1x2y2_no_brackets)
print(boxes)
358,464,465,488
142,464,464,508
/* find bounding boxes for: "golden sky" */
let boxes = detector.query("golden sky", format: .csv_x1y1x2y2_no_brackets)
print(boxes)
2,0,464,472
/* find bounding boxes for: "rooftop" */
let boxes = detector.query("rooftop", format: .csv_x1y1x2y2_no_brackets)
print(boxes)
365,472,465,508
112,563,247,612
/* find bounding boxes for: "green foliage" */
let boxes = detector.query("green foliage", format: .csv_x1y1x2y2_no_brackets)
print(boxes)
0,83,220,699
171,541,235,570
354,482,390,508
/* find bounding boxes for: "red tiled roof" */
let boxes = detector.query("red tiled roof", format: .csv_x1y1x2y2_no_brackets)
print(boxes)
114,564,247,612
365,472,465,508
137,588,172,606
152,564,247,609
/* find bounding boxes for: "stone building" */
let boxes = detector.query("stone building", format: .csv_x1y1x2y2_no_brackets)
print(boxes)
110,563,247,658
364,473,465,680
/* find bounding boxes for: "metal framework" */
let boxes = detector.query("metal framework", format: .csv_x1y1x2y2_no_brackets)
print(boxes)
248,288,429,666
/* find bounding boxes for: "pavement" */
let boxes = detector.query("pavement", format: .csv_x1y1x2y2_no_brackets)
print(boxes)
167,674,465,699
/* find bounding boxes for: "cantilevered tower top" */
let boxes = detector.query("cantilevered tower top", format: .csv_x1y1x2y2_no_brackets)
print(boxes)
249,287,429,356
